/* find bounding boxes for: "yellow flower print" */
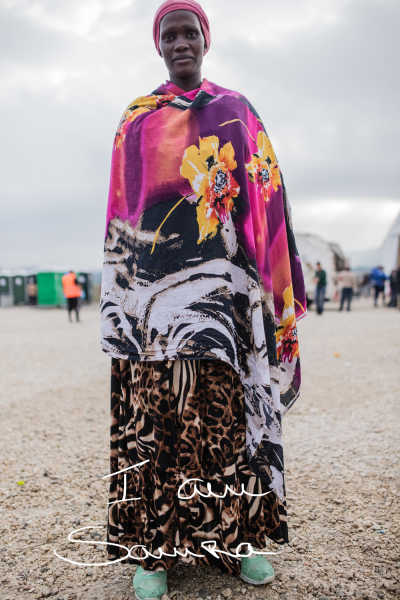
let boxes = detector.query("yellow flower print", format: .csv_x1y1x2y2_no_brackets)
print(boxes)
245,130,281,202
181,136,240,243
275,285,299,363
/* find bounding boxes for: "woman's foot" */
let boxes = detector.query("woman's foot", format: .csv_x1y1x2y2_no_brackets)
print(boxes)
240,553,275,585
133,566,168,600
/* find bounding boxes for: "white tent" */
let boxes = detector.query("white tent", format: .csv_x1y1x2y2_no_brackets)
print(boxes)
380,211,400,275
295,233,347,304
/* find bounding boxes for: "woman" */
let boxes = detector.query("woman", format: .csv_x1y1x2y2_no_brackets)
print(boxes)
101,1,306,598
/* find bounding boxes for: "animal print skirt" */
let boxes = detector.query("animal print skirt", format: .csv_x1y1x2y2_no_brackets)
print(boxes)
107,359,288,575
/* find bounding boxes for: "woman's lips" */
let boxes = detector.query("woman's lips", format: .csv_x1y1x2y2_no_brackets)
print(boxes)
173,56,194,62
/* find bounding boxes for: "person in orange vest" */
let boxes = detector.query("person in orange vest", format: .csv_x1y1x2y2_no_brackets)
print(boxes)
62,271,81,322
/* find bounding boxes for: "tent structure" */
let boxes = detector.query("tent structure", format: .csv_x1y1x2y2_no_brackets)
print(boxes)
380,211,400,275
295,233,347,305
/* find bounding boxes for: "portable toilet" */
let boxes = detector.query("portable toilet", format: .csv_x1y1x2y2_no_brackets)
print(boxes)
0,274,11,296
12,275,26,305
37,272,64,306
76,273,92,303
0,273,13,307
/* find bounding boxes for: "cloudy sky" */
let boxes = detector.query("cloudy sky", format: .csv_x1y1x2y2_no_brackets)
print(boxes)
0,0,399,270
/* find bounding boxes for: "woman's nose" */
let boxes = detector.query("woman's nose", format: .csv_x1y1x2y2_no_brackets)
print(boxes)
174,39,190,52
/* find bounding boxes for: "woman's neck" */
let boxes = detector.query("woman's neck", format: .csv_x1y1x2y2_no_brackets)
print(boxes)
168,71,202,92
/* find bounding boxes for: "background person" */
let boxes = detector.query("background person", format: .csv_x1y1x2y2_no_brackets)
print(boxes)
361,273,371,297
100,1,306,598
337,266,356,311
61,270,81,322
398,268,400,310
26,278,37,306
388,269,398,307
370,266,387,307
314,262,327,314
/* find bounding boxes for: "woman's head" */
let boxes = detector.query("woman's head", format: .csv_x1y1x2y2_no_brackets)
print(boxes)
153,0,210,90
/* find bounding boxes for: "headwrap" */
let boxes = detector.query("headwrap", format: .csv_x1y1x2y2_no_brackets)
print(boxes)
153,0,211,56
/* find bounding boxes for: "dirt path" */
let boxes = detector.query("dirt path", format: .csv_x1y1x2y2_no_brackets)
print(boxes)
0,299,399,600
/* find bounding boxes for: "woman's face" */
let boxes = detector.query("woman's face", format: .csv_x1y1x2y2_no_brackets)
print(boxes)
159,10,205,82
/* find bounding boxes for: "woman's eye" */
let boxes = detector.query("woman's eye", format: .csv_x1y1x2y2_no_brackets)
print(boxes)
188,32,198,38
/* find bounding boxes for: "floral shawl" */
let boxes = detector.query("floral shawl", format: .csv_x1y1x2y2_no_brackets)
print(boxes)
101,79,306,501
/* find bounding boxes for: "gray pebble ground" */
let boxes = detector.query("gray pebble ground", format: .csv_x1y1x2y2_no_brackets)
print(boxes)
0,298,399,600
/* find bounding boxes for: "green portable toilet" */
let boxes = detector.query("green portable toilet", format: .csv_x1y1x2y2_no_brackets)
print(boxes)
0,275,10,296
76,273,92,303
37,272,64,306
12,275,26,305
0,274,13,307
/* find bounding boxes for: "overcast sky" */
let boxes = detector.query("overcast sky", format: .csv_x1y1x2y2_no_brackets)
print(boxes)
0,0,399,270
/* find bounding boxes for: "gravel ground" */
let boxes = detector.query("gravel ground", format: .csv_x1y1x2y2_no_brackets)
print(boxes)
0,298,399,600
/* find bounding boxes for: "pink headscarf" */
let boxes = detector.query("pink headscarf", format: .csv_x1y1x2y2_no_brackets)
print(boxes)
153,0,211,56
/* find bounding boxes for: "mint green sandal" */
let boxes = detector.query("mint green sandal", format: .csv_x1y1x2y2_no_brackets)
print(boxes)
240,553,275,585
133,566,168,600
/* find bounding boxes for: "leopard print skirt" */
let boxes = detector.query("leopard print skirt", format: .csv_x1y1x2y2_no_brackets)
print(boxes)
107,359,287,575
